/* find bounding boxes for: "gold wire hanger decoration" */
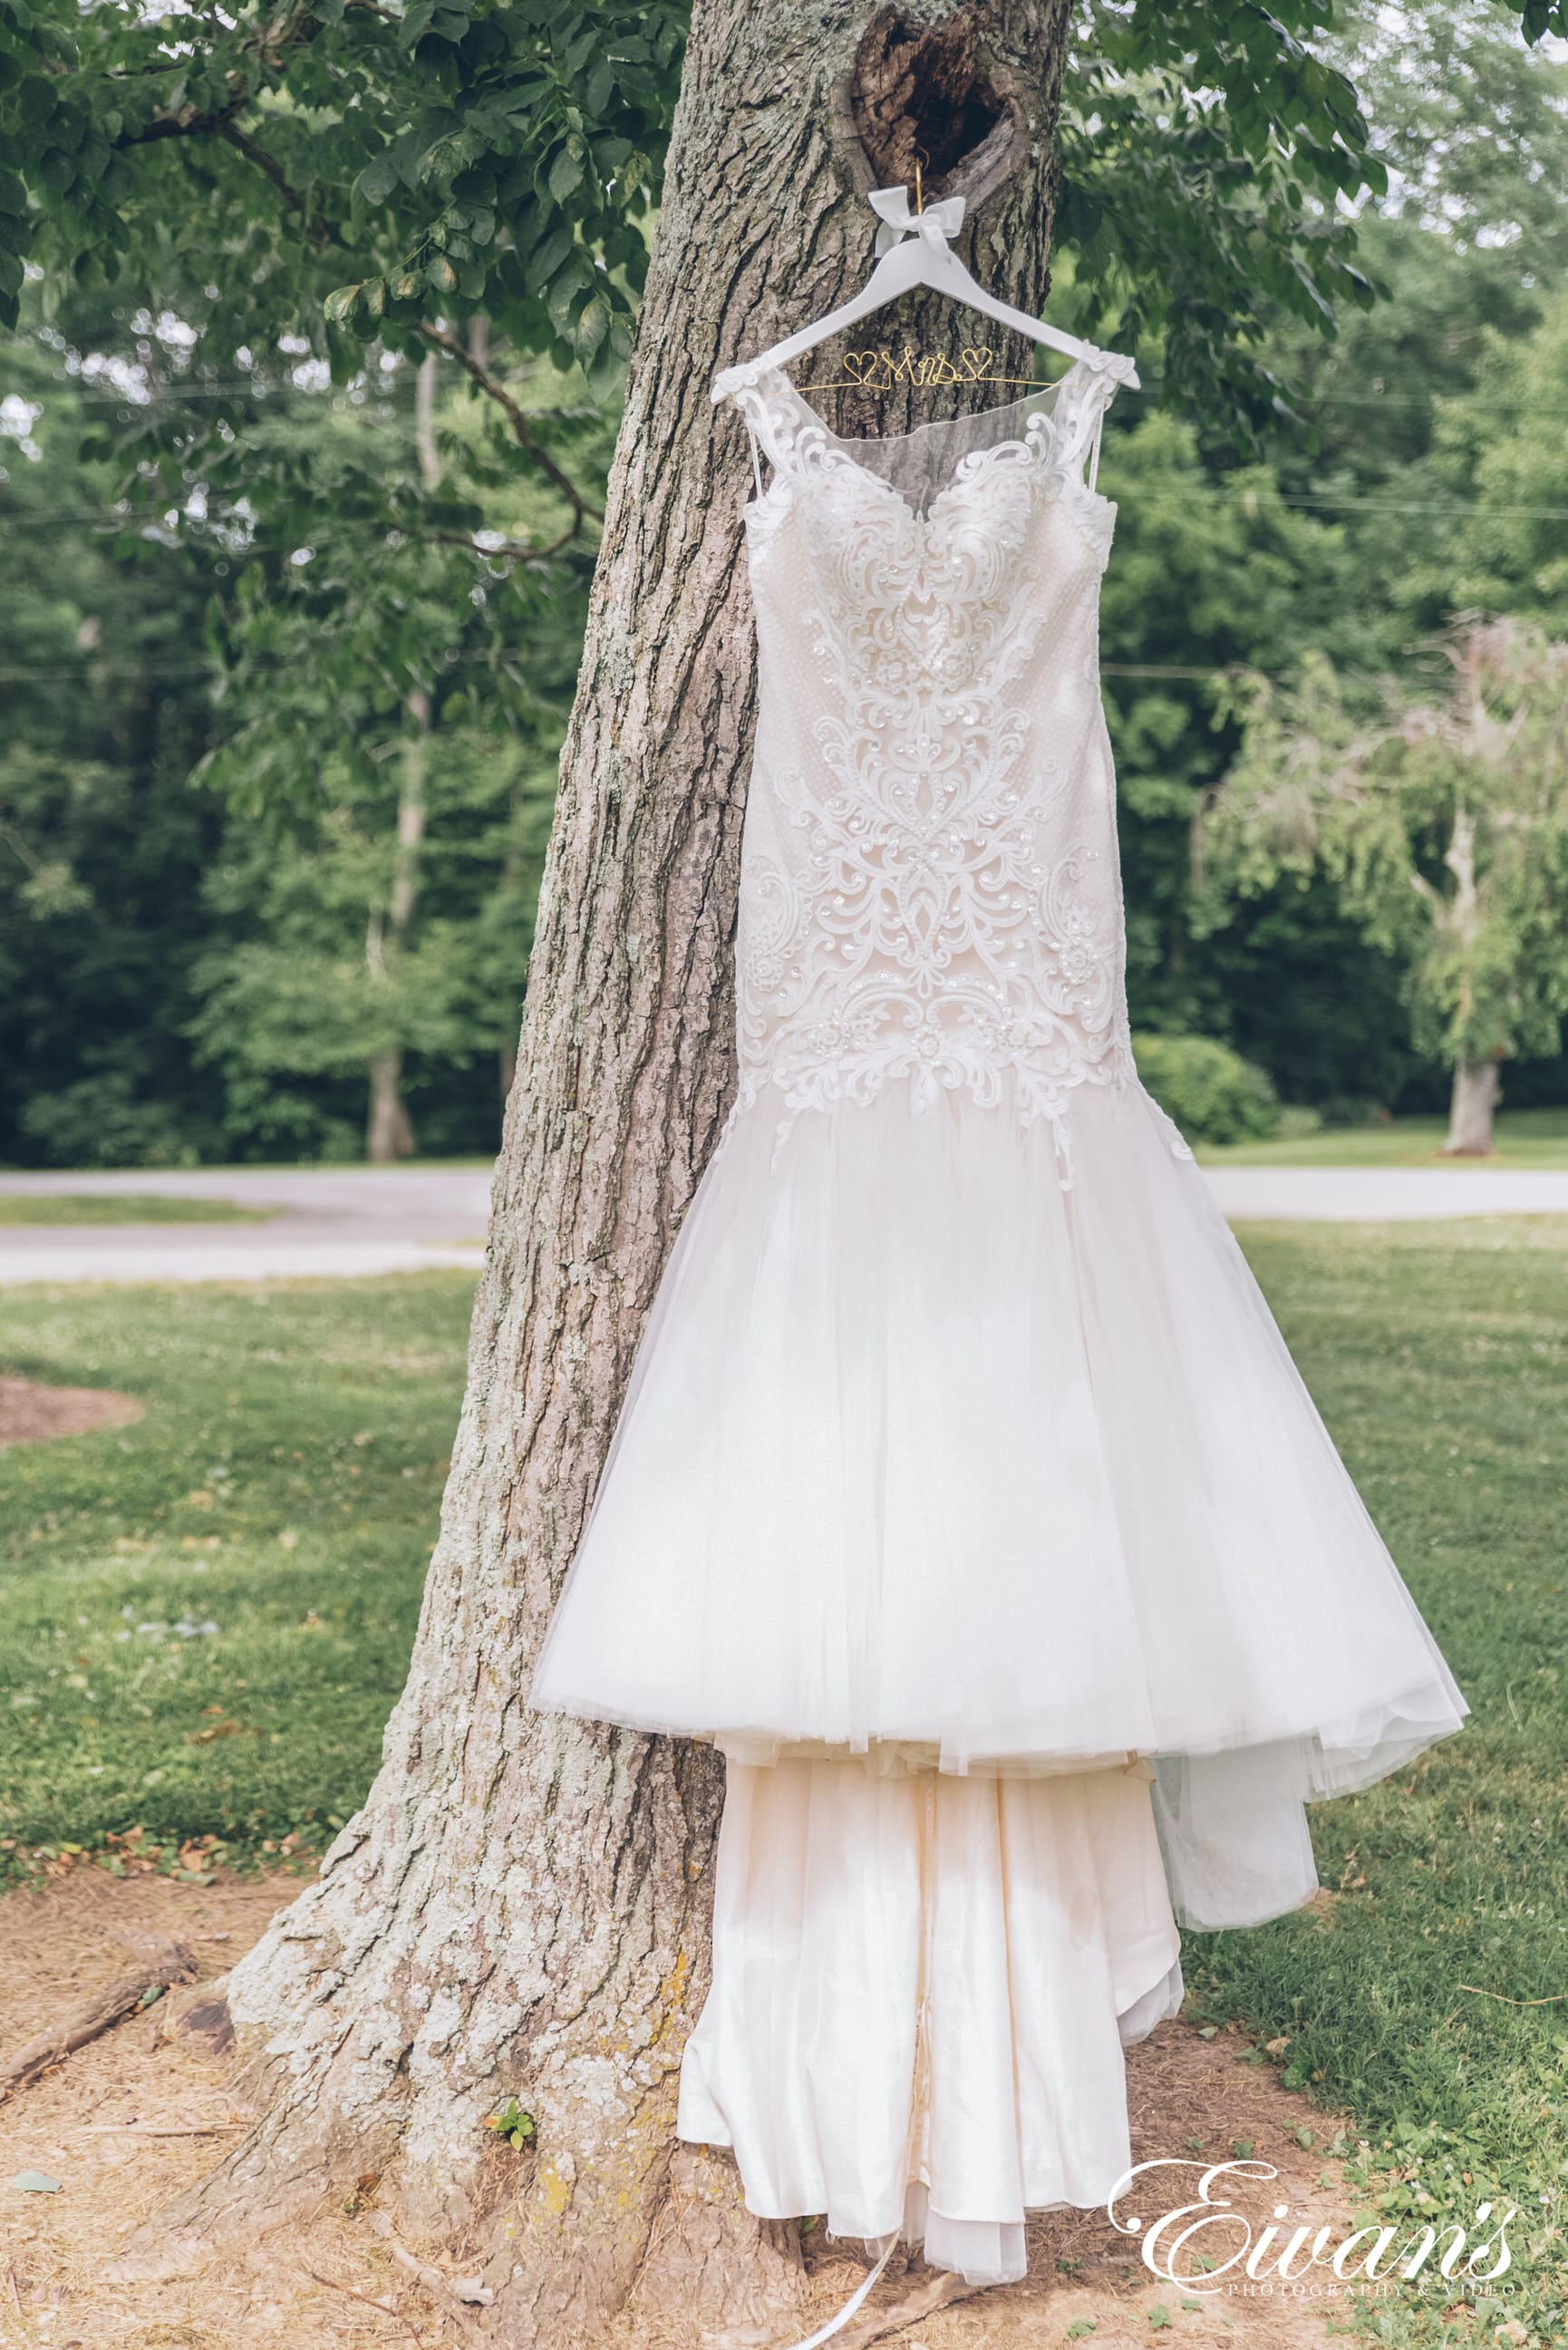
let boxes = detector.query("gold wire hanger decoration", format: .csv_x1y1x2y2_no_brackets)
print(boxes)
797,145,1055,396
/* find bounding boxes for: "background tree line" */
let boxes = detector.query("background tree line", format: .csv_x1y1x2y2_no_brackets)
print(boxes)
2,0,1566,1167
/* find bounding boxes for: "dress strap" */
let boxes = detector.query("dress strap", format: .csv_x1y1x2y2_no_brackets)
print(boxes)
717,364,790,497
1059,364,1123,492
1087,403,1107,494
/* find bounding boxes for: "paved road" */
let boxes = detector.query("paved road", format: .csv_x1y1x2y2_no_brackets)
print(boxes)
0,1167,491,1284
1203,1165,1568,1223
0,1160,1564,1284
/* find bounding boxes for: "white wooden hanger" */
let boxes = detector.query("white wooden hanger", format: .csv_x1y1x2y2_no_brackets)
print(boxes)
712,185,1138,402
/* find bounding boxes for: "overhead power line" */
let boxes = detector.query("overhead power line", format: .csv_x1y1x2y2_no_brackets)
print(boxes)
6,479,1568,530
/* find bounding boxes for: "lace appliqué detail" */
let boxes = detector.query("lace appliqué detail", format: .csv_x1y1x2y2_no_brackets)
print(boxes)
726,366,1134,1179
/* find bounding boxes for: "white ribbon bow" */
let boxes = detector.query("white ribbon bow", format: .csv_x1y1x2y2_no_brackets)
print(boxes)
869,183,966,257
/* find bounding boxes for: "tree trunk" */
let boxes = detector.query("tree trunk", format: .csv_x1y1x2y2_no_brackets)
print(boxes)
1437,793,1499,1159
366,1046,417,1161
364,685,431,1162
1444,1055,1500,1156
414,347,442,488
163,3,1076,2336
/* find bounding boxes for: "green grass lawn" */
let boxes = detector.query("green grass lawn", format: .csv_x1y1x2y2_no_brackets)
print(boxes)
0,1243,1563,2333
1192,1216,1568,2338
1198,1105,1568,1169
0,1192,273,1224
0,1274,473,1868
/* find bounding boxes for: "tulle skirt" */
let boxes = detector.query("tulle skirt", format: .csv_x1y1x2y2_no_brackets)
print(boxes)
531,1073,1466,1928
678,1753,1183,2286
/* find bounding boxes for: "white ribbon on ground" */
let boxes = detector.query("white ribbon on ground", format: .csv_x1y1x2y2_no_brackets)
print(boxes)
774,2233,899,2350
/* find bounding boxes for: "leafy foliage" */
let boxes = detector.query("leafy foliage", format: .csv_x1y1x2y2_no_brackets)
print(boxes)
1054,0,1562,444
487,2096,537,2148
1131,1030,1280,1144
189,725,560,1158
1203,620,1568,1076
1059,0,1385,442
3,0,1568,1163
0,0,683,386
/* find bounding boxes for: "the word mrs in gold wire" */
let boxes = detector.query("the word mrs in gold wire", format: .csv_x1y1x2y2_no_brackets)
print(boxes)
839,345,1008,388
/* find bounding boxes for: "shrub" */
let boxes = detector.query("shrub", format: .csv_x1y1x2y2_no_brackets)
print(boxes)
17,1073,203,1170
1131,1033,1280,1146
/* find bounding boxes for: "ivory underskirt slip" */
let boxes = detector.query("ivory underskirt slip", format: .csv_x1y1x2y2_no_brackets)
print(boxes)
676,1753,1184,2289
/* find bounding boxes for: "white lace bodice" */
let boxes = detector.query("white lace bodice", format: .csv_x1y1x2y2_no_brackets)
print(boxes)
724,357,1138,1168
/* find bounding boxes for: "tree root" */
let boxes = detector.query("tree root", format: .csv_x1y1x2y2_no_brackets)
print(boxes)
835,2267,988,2349
0,1936,198,2102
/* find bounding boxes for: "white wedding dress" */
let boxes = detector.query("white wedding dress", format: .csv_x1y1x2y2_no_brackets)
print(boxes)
531,354,1467,2289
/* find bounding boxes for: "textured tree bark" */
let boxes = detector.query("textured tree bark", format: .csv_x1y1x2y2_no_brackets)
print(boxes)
1444,1055,1500,1156
1439,794,1499,1158
365,1047,416,1160
160,3,1076,2337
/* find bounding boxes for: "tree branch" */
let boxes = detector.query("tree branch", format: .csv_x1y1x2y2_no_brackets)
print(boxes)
122,103,241,148
116,92,338,250
416,322,605,528
429,526,583,563
217,120,336,249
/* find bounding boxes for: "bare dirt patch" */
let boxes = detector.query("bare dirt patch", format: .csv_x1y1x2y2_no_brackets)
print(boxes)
0,1376,144,1451
769,2019,1369,2350
0,1869,1376,2350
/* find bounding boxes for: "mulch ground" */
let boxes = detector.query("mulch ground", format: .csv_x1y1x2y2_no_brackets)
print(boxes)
0,1866,1394,2350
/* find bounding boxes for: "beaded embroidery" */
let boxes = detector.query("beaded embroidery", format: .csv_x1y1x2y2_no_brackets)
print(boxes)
723,363,1147,1175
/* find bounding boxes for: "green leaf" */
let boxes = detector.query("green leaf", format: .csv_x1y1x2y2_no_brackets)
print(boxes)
74,132,111,186
17,73,56,124
523,224,573,294
355,151,401,207
361,277,386,322
487,2098,536,2148
547,143,583,205
324,284,362,326
573,292,609,364
584,336,624,403
425,253,458,296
